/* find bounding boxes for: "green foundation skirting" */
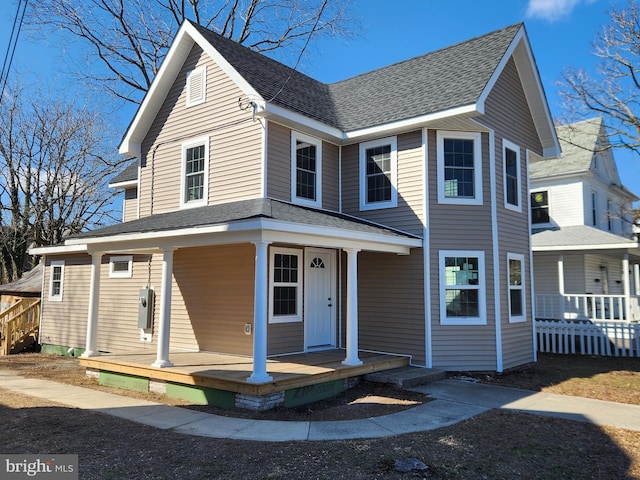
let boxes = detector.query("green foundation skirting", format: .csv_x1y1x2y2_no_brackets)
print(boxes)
284,379,344,407
40,344,85,358
166,382,235,409
99,371,149,393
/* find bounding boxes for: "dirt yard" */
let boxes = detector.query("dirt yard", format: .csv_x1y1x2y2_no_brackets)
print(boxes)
1,352,639,479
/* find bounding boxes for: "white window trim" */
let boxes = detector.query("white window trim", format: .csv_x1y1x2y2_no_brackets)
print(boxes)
503,139,522,212
507,253,526,323
291,131,322,208
186,65,206,107
437,131,483,205
439,250,486,325
109,255,133,279
269,247,303,324
359,136,398,211
48,260,65,302
180,136,210,209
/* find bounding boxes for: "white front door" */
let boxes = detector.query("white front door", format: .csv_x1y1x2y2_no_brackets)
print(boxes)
304,248,336,350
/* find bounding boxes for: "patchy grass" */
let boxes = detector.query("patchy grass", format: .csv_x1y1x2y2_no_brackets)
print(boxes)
1,352,640,479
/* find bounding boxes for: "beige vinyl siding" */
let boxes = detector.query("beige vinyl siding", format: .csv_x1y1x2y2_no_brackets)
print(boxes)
266,122,291,201
123,187,138,222
268,323,304,355
138,44,263,216
342,130,424,236
40,254,91,350
266,121,340,210
428,129,498,371
357,250,426,365
173,244,254,355
481,57,542,370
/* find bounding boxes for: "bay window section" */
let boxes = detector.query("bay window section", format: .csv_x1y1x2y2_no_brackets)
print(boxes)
291,132,322,208
440,251,486,325
359,136,397,210
508,253,526,323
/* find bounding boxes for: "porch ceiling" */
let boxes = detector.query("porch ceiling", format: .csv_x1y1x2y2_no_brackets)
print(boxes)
39,199,422,255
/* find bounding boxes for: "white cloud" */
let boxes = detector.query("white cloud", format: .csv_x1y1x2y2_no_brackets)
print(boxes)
526,0,587,22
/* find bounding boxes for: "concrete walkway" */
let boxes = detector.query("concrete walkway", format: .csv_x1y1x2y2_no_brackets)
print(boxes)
1,370,639,442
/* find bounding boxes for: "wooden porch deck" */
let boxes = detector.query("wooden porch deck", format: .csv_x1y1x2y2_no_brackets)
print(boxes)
79,349,410,396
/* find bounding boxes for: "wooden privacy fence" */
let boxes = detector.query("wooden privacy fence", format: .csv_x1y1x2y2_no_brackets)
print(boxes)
536,319,640,358
0,298,41,355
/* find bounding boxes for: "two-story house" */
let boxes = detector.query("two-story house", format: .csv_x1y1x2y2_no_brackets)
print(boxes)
531,117,640,323
31,21,559,408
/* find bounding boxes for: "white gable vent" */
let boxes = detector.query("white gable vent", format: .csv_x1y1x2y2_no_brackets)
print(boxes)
186,66,206,107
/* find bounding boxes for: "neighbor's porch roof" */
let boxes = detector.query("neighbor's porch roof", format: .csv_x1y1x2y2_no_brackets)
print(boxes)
532,225,640,259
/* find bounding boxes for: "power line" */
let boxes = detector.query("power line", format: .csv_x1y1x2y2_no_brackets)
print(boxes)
0,0,29,102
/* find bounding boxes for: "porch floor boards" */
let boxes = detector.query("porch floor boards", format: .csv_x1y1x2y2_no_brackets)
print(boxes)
79,350,410,396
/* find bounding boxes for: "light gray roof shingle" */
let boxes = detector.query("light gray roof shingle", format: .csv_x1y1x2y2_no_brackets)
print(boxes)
0,263,42,295
71,198,419,240
191,21,522,131
532,225,637,249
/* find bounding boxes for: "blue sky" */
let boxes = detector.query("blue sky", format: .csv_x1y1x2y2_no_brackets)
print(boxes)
1,0,639,198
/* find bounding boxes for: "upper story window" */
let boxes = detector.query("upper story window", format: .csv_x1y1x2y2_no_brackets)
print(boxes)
181,137,209,209
186,66,206,107
437,131,483,205
591,191,598,227
49,260,65,302
531,190,549,224
359,136,397,210
269,247,303,323
440,251,486,325
503,139,521,211
607,198,612,231
291,132,322,208
508,253,526,323
109,255,133,278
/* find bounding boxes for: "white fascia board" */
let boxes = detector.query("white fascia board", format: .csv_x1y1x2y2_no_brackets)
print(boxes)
259,103,343,140
64,217,421,254
533,243,640,252
108,180,138,189
29,244,88,255
343,104,479,141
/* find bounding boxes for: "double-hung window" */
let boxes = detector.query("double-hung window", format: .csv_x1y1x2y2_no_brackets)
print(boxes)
503,139,521,211
508,253,526,323
530,190,549,224
291,131,322,208
49,260,65,302
359,136,397,210
269,247,303,323
440,251,486,325
437,131,483,205
181,137,209,208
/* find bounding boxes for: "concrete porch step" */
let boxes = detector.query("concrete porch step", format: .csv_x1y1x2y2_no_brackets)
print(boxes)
365,366,446,388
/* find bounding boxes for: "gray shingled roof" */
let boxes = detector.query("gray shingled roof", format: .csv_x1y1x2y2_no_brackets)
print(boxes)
192,21,522,131
530,117,602,179
0,263,42,295
109,160,139,185
532,225,637,249
71,198,419,240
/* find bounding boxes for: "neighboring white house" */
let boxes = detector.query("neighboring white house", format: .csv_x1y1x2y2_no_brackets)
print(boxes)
530,117,640,322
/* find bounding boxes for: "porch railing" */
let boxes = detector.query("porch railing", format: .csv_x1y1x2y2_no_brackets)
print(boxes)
0,298,41,355
535,293,640,322
536,319,640,358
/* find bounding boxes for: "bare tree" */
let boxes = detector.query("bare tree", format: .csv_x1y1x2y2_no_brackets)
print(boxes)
558,0,640,153
0,85,121,283
28,0,354,105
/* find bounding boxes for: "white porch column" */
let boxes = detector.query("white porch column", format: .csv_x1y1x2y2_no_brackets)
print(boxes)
623,254,630,320
247,241,273,383
81,252,103,358
152,248,175,368
343,248,362,366
634,264,640,296
557,255,565,320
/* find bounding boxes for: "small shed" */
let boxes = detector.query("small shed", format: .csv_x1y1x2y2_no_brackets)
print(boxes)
0,263,43,312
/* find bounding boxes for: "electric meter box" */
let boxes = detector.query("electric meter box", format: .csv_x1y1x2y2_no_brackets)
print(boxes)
138,288,154,329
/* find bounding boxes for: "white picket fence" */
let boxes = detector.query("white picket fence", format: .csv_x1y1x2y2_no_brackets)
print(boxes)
536,319,640,357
